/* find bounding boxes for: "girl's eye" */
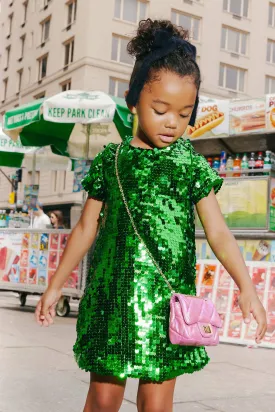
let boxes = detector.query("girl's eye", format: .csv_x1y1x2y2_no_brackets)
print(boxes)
154,109,165,115
180,114,191,119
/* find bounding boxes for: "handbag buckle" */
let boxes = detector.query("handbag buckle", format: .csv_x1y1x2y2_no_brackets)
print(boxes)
203,325,212,334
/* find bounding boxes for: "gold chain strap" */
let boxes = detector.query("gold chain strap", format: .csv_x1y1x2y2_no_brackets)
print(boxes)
115,144,175,294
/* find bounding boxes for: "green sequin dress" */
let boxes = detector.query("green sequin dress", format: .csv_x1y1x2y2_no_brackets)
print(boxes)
73,138,223,381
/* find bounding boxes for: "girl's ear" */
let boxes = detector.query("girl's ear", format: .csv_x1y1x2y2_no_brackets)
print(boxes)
125,90,137,114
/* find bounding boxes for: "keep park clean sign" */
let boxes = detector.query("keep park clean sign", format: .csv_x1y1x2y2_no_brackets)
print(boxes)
43,91,116,124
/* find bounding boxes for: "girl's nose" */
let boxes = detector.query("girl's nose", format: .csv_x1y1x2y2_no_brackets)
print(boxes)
164,115,177,129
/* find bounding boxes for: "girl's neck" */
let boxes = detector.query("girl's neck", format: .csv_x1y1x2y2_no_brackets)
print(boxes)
130,129,155,150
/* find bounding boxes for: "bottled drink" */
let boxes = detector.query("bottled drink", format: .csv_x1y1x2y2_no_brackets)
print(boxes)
241,153,249,176
248,152,256,176
226,156,234,177
233,154,241,177
255,152,264,175
264,151,272,175
0,211,6,228
207,157,213,167
220,151,227,163
219,161,226,178
213,157,220,172
219,151,226,177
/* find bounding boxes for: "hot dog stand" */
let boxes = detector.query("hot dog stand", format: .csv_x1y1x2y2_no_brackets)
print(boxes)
190,94,275,348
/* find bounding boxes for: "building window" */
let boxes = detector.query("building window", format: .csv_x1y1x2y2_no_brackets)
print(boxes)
221,26,248,55
219,63,246,92
265,76,275,94
7,13,13,37
17,69,23,94
5,46,11,69
171,10,201,42
20,35,26,60
67,0,77,26
114,0,147,23
22,1,28,25
34,91,46,99
267,39,275,64
223,0,249,18
269,3,275,27
61,79,71,91
109,78,128,98
41,17,51,43
64,38,74,67
111,35,133,65
2,78,8,102
38,55,48,80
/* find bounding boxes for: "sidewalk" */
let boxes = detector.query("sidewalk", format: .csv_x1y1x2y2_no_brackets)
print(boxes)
0,292,274,412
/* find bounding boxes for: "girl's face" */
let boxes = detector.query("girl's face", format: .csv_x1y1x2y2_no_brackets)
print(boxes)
50,214,57,226
133,70,197,148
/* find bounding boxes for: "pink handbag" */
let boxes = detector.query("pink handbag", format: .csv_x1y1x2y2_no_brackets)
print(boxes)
169,294,222,346
115,145,222,347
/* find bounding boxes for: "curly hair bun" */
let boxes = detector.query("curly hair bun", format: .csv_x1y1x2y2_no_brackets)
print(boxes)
127,19,189,61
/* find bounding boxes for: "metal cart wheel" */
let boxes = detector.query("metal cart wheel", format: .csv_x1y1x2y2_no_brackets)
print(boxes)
56,296,70,317
19,293,27,307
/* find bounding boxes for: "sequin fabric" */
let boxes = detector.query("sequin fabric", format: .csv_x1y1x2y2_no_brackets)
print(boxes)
73,138,223,381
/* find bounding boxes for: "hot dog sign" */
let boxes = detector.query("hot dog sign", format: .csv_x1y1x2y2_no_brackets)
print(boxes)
185,96,230,139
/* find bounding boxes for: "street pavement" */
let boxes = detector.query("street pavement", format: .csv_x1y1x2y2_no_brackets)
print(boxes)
0,292,275,412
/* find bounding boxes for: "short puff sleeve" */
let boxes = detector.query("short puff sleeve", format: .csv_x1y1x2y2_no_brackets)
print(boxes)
81,151,106,201
190,146,223,204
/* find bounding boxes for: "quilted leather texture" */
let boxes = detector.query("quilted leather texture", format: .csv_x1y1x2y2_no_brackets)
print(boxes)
169,294,222,346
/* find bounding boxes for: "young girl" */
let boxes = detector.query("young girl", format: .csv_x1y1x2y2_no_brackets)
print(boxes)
35,19,267,412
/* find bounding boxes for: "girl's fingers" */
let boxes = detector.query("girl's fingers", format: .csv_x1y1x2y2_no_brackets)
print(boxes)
35,301,43,324
253,307,267,343
49,306,56,319
240,301,251,324
257,322,267,342
43,312,54,326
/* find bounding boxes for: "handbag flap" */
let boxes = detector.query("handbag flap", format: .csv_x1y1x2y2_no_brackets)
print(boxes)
172,294,222,328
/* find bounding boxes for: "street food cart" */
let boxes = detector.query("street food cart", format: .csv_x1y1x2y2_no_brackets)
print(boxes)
190,95,275,348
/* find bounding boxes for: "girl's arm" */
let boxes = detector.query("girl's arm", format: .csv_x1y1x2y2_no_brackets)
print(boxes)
35,198,103,327
196,189,267,344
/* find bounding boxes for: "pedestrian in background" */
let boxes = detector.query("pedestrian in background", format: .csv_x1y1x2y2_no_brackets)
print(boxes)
35,19,267,412
50,210,65,229
31,202,51,230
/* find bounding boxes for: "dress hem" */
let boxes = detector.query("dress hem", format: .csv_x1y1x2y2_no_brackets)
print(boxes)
74,355,210,382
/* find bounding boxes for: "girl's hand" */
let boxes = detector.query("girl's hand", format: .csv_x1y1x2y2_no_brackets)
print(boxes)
35,287,62,327
239,290,267,344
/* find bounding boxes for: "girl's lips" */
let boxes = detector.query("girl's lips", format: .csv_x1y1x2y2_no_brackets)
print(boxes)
159,135,174,143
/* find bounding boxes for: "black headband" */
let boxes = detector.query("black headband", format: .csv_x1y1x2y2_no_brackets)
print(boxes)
126,29,199,127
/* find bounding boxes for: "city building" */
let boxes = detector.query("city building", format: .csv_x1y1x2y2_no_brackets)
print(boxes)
0,0,275,215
